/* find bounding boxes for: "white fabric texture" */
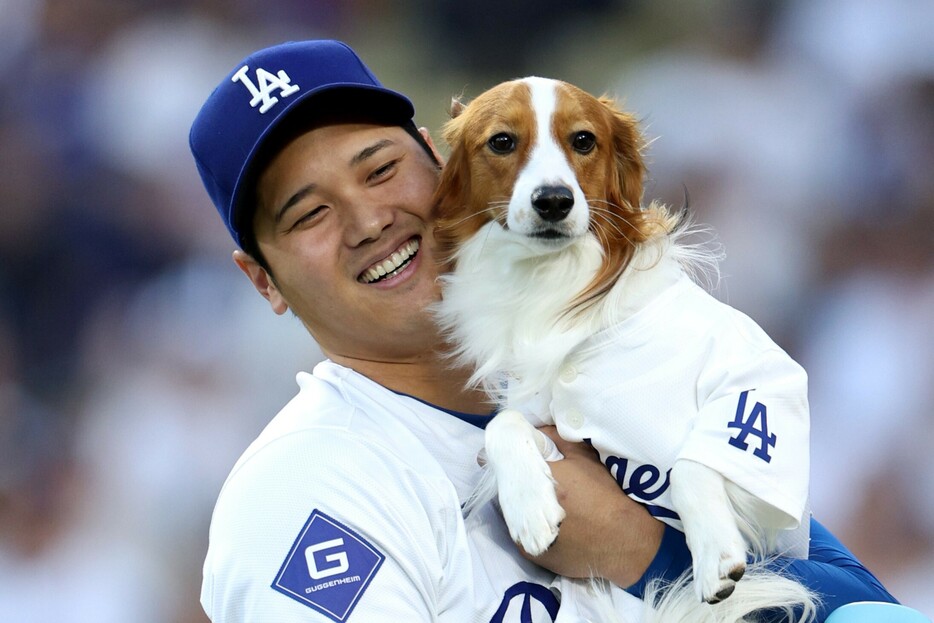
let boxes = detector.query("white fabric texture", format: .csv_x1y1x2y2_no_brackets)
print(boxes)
200,361,611,622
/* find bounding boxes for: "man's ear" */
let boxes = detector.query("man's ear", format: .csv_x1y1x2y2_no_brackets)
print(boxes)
233,250,289,315
417,126,445,167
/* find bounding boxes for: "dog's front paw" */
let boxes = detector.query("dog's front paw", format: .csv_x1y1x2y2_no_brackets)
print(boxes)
497,458,566,556
671,460,751,604
690,526,747,604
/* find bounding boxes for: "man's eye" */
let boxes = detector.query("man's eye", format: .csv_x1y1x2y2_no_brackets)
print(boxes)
292,206,327,228
571,131,596,154
488,133,516,154
369,161,397,182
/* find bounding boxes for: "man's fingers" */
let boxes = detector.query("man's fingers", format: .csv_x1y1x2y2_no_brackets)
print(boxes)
535,429,565,462
538,426,597,460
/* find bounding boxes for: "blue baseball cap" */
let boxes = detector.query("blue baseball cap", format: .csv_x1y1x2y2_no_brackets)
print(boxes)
189,40,416,247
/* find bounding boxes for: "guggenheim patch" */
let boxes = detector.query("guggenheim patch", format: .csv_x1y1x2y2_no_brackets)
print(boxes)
272,509,384,621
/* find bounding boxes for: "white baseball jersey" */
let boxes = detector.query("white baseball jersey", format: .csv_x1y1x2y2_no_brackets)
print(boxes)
201,360,642,622
525,254,811,555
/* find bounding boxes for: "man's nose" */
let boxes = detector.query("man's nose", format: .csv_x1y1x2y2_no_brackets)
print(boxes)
345,199,394,246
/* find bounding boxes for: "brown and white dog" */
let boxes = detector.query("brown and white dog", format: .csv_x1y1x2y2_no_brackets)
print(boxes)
432,77,817,621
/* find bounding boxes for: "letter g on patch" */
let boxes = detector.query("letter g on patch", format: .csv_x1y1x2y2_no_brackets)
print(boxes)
306,538,350,579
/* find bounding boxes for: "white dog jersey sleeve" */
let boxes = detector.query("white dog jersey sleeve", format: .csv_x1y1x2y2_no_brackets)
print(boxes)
549,276,810,541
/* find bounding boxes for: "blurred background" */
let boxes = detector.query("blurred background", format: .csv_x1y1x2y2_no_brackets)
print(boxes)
1,0,931,620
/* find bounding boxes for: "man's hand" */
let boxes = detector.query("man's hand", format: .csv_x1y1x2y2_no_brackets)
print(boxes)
521,427,664,588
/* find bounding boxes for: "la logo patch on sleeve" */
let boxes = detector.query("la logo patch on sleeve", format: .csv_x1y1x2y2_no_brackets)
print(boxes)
272,509,385,621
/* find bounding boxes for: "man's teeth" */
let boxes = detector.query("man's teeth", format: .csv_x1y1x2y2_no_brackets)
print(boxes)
362,239,419,283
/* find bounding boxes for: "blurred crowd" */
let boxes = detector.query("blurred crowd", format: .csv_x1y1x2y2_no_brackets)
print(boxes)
0,0,931,620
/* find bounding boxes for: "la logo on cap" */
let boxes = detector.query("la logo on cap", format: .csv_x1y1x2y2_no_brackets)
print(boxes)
231,65,300,114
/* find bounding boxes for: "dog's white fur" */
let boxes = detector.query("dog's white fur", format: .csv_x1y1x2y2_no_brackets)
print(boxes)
434,77,816,621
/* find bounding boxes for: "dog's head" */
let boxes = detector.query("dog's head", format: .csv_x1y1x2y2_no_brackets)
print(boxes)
434,77,671,308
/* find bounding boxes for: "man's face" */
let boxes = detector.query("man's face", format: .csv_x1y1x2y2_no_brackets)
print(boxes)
250,122,444,364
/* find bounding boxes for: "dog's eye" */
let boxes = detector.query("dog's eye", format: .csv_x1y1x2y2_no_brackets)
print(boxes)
488,133,516,154
571,131,596,154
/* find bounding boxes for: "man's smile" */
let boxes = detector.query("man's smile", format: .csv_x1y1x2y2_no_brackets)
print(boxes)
359,237,420,284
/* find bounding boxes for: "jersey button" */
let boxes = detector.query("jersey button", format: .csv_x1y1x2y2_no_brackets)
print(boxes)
565,408,585,429
559,364,578,383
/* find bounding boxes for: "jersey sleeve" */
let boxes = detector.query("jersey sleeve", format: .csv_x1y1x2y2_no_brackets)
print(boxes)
201,425,470,623
677,309,811,531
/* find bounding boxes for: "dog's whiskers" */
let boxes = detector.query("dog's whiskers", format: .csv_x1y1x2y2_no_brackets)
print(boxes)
442,204,503,229
592,222,611,250
588,204,637,247
588,209,627,237
587,200,637,223
587,201,632,214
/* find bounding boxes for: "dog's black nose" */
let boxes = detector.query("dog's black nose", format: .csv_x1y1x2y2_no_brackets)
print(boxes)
531,186,574,222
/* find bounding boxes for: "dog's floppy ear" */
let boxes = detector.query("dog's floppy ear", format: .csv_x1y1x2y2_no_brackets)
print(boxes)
432,114,472,265
434,120,469,222
571,96,652,315
601,96,646,215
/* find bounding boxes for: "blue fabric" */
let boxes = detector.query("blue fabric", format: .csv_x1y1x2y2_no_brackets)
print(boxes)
624,523,693,599
824,602,931,623
780,519,898,621
391,390,496,429
626,518,899,622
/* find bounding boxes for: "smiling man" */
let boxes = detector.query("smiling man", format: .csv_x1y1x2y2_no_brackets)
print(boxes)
189,40,663,623
189,40,899,623
236,119,464,406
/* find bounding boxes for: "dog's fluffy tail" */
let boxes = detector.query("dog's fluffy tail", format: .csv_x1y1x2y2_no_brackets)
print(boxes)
641,564,819,623
556,565,817,623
